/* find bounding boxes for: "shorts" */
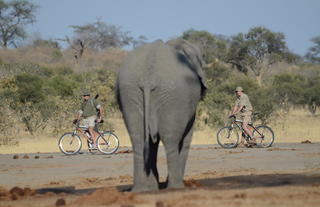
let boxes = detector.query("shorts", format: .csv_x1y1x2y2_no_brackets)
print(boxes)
240,111,252,124
82,115,97,128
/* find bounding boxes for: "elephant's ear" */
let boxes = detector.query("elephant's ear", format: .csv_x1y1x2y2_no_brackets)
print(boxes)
167,38,207,96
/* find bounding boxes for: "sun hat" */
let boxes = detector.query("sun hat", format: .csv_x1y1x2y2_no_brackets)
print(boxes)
235,86,244,92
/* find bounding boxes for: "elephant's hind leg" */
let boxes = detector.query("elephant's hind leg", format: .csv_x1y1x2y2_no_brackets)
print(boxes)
131,139,160,192
162,114,195,189
120,89,159,192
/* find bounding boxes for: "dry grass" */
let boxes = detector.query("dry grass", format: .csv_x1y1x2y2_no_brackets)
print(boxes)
0,109,319,154
193,109,320,145
0,46,126,72
269,109,320,143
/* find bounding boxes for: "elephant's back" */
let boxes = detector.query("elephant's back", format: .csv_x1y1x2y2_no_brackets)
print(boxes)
118,40,202,97
118,40,164,83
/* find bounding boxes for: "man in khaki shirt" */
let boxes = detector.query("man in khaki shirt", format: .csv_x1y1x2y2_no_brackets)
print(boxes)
75,90,104,149
230,86,253,145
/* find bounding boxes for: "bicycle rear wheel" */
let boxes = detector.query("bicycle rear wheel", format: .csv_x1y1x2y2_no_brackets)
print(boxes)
58,133,82,155
217,126,239,149
96,131,119,154
253,125,274,148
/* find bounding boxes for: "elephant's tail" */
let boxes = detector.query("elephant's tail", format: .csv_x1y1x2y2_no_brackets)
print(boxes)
143,83,151,168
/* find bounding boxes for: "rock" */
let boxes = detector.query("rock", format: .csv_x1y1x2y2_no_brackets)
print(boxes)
55,198,66,206
23,155,29,159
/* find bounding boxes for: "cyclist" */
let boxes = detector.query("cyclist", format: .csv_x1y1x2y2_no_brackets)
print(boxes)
229,86,254,145
74,90,104,149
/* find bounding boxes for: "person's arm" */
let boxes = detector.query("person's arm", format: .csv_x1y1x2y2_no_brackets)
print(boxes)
95,99,104,122
231,105,238,115
232,105,244,115
74,110,83,124
97,107,104,122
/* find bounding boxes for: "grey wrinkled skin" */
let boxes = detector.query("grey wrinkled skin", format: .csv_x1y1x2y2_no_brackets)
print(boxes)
116,39,206,192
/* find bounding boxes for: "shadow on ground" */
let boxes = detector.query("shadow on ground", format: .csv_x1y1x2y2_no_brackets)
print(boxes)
34,172,320,195
194,173,320,190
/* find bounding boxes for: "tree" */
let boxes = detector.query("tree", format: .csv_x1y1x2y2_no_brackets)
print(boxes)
132,35,147,49
227,26,298,85
271,73,306,110
61,19,146,59
305,35,320,64
0,0,37,47
31,34,60,49
302,76,320,114
70,19,133,50
182,29,229,64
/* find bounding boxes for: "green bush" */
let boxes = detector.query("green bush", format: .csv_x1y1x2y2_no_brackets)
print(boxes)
15,73,45,103
47,76,77,97
271,73,306,108
302,76,320,114
54,66,73,76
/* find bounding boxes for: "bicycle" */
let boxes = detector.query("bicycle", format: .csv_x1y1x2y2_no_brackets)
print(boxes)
58,121,120,155
216,115,274,149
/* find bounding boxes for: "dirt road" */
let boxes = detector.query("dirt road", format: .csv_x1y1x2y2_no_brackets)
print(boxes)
1,143,320,206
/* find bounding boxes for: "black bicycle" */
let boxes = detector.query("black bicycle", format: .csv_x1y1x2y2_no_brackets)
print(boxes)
216,115,274,149
58,121,119,155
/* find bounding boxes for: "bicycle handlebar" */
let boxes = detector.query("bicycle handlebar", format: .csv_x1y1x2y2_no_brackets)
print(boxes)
228,114,236,119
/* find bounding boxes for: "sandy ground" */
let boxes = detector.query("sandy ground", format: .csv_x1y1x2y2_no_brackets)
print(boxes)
0,143,320,207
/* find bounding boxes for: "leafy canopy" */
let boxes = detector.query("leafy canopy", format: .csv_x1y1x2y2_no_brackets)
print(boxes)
0,0,38,47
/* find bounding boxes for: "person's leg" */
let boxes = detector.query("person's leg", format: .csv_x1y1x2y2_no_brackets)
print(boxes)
87,116,98,146
242,113,253,141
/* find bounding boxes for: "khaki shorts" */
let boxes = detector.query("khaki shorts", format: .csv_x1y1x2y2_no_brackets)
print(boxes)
241,111,252,124
82,115,97,128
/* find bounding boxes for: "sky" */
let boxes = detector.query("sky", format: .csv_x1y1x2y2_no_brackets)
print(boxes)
26,0,320,56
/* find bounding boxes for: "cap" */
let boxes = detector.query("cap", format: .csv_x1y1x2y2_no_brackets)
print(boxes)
82,90,91,96
235,86,244,92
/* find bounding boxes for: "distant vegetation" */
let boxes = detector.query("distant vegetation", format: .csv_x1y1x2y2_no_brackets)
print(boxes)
0,0,319,145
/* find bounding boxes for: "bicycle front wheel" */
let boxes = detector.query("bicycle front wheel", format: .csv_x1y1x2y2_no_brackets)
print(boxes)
58,133,82,155
97,131,119,154
217,126,239,149
253,125,274,148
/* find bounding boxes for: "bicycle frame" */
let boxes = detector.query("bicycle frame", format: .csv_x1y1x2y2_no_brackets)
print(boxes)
230,119,264,140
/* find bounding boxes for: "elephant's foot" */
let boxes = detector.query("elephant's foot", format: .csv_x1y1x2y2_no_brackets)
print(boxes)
166,180,185,190
131,184,159,193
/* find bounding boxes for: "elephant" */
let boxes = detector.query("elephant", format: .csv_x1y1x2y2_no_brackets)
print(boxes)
116,38,206,192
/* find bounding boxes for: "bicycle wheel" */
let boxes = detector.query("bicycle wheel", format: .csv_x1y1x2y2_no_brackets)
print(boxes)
96,131,119,154
217,126,239,149
58,133,82,155
253,125,274,148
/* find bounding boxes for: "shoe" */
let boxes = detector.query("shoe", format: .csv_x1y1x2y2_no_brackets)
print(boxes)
88,144,98,150
248,137,257,145
238,142,246,148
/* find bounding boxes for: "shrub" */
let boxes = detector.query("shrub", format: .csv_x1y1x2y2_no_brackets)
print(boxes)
47,76,77,97
15,73,45,103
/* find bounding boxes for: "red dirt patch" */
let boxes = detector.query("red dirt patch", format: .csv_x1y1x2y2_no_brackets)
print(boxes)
71,187,143,206
117,149,133,154
23,155,29,159
184,179,204,188
0,186,36,201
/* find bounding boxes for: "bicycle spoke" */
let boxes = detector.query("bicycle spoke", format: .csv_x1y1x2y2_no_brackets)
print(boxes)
253,125,274,148
58,133,82,155
217,127,239,149
97,132,119,154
